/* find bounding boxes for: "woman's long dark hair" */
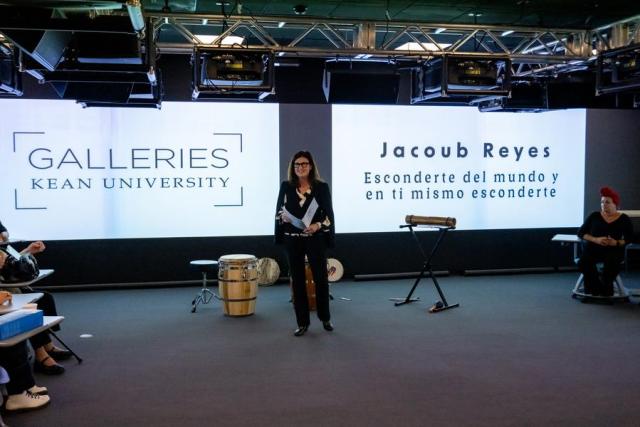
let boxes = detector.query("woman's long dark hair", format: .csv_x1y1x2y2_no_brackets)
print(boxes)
287,150,323,186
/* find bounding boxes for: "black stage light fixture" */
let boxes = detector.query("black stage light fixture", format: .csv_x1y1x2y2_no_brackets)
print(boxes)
47,68,162,108
0,50,22,96
477,82,548,112
413,55,511,103
323,60,400,104
50,75,163,109
37,21,160,107
192,47,274,99
597,44,640,95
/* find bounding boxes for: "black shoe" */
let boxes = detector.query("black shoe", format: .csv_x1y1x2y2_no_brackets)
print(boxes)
322,321,334,331
294,326,308,337
48,348,73,361
33,357,65,375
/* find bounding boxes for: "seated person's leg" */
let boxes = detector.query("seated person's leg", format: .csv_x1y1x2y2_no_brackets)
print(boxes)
578,251,602,295
601,251,624,297
0,342,50,411
30,332,65,375
36,292,61,332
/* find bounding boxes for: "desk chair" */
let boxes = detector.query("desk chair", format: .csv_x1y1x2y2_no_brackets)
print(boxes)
572,260,630,302
1,270,82,364
624,243,640,273
190,260,218,313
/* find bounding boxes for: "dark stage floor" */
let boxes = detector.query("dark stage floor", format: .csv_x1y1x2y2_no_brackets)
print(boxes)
6,272,640,427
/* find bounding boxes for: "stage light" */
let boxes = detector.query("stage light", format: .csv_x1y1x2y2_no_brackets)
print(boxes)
192,47,274,98
0,54,22,96
501,30,514,37
412,55,511,103
323,60,400,104
434,28,446,34
477,82,548,112
278,22,286,28
597,43,640,95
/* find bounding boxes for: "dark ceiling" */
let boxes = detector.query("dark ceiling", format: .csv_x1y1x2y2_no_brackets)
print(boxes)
1,0,639,108
1,0,639,29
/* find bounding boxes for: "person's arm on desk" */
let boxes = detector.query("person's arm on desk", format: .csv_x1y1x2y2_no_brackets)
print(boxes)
20,241,45,255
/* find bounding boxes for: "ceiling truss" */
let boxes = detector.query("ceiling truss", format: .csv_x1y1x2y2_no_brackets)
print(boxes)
150,13,640,78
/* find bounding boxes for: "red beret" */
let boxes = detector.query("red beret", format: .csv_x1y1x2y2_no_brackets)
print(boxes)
600,186,620,206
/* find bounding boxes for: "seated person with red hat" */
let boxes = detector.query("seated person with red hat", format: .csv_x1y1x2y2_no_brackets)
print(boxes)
577,186,634,298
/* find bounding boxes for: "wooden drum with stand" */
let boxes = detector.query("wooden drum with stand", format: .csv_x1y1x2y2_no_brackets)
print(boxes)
304,261,317,311
218,254,258,316
290,259,317,311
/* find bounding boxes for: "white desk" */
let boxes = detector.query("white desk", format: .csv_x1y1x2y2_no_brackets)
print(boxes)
0,316,64,347
0,293,43,315
0,269,54,288
551,234,581,260
619,210,640,218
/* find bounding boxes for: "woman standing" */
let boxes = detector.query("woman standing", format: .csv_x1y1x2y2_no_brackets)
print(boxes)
577,186,633,298
275,151,335,336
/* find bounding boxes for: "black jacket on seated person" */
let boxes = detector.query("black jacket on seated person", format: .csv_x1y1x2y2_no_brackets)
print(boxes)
578,211,633,256
577,211,633,296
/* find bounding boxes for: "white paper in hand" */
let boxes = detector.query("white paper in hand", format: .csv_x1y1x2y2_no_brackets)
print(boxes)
282,207,306,230
301,198,319,228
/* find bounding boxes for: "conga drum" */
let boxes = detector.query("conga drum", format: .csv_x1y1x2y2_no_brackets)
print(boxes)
290,259,317,311
218,254,258,316
304,261,317,311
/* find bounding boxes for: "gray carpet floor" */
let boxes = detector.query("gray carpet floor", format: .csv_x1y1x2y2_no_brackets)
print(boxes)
5,272,640,427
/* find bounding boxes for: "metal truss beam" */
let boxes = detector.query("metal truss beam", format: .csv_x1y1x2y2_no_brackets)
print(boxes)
147,12,633,77
1,11,639,79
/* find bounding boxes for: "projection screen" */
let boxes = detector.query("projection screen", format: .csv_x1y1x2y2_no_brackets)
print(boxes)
0,100,279,240
332,105,586,232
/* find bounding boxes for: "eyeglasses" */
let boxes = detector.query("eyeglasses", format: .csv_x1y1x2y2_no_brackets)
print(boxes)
293,162,310,168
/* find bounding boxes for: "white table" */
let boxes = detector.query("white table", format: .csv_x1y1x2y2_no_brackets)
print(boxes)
0,293,43,315
619,210,640,218
0,316,64,347
1,269,54,288
551,234,581,260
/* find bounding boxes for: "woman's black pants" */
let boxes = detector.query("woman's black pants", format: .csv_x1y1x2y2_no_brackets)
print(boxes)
29,291,59,350
285,235,330,327
578,247,623,296
0,342,35,395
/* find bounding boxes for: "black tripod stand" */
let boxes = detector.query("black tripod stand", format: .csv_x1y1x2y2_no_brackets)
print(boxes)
390,224,459,313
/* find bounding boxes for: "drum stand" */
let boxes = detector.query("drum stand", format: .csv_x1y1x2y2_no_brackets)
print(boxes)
390,224,459,313
190,260,218,313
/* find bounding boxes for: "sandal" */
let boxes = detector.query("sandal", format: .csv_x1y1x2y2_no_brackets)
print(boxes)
33,356,65,375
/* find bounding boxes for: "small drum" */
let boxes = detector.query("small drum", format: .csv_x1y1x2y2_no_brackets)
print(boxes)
327,258,344,282
257,258,280,286
218,254,258,317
